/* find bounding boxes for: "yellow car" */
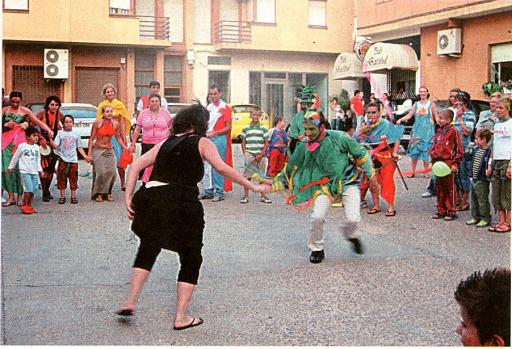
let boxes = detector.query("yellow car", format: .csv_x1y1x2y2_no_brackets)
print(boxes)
230,104,272,142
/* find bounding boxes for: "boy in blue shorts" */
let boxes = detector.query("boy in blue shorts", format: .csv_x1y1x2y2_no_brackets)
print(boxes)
6,126,43,214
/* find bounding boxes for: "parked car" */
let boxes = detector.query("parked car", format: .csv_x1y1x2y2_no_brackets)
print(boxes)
26,102,45,115
230,104,272,142
394,98,489,149
167,102,191,117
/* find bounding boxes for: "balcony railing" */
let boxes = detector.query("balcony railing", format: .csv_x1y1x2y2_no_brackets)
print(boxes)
137,16,170,40
214,20,251,44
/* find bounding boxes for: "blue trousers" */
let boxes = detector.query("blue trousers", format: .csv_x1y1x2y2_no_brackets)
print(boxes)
456,153,472,194
203,135,226,198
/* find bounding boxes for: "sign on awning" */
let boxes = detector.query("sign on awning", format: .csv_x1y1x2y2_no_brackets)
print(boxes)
363,42,419,72
332,52,365,80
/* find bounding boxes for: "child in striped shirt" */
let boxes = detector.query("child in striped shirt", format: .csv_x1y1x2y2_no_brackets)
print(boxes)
240,106,271,203
466,129,492,227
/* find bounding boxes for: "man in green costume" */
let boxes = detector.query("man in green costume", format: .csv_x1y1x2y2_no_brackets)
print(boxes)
289,86,315,154
275,110,375,263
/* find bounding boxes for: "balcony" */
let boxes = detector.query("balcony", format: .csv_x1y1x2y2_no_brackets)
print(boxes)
137,15,170,41
214,20,251,49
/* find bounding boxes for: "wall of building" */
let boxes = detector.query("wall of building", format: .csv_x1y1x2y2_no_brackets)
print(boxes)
219,0,354,54
357,0,511,36
2,0,175,47
359,0,488,28
191,49,343,111
3,44,130,105
420,12,512,101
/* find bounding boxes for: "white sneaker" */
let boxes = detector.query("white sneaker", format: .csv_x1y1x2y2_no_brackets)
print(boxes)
421,191,433,198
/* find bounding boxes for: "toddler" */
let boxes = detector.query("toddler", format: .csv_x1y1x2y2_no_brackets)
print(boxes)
266,116,288,177
6,126,42,214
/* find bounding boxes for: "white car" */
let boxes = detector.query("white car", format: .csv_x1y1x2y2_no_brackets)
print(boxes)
60,103,97,148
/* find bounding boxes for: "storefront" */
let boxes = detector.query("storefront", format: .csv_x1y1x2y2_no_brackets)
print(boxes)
363,42,419,100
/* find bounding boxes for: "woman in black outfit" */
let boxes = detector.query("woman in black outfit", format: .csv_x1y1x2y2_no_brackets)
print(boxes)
117,104,270,330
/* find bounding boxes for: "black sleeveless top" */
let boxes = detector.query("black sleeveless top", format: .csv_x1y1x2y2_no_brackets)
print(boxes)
149,135,204,187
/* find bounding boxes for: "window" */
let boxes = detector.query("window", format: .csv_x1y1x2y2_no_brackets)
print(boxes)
135,54,154,105
110,0,130,15
208,56,231,65
491,43,512,88
249,72,328,122
164,55,183,103
255,0,275,24
308,0,326,27
3,0,28,10
249,72,261,106
208,71,230,103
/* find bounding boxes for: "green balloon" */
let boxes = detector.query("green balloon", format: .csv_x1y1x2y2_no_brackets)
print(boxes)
432,161,451,177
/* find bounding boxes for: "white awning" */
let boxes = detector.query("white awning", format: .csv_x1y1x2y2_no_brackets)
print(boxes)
332,52,365,80
492,42,512,63
363,43,419,72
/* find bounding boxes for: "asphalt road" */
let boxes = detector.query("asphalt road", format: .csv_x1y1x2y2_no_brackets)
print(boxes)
1,144,509,345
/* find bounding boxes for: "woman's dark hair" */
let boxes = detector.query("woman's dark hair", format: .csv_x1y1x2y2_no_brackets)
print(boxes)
149,93,161,103
172,104,209,137
9,90,22,100
457,91,471,106
63,114,74,123
44,95,61,110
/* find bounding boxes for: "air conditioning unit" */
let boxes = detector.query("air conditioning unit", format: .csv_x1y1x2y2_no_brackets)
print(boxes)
44,49,69,79
437,28,462,56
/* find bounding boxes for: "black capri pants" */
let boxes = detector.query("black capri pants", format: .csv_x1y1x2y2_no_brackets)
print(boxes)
133,239,203,285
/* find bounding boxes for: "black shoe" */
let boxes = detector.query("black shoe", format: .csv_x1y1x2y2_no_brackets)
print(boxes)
48,194,54,200
198,193,214,200
348,238,364,254
309,250,325,264
42,195,50,202
115,309,134,317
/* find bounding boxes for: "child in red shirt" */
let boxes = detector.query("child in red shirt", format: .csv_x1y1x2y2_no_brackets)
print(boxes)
429,109,463,220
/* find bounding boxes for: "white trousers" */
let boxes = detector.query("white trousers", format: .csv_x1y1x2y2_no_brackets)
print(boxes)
308,185,361,251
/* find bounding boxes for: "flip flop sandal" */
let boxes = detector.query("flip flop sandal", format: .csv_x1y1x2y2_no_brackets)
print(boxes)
367,208,381,214
58,197,66,204
2,201,16,207
385,210,396,217
491,225,511,233
95,196,103,202
173,317,204,331
488,225,500,232
106,195,114,202
70,198,78,204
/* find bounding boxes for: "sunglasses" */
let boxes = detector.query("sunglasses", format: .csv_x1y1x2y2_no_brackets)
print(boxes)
366,111,379,114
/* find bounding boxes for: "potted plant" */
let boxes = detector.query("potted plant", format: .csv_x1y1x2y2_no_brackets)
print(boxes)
482,81,503,96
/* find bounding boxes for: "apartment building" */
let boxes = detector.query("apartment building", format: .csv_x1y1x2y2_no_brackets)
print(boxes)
3,0,354,121
2,0,189,115
190,0,353,121
353,0,512,101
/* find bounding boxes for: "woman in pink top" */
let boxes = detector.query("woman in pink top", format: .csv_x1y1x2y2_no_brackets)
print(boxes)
129,94,173,182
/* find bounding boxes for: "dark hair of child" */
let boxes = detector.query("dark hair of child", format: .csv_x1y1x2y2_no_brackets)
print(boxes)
25,126,39,137
475,128,492,143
